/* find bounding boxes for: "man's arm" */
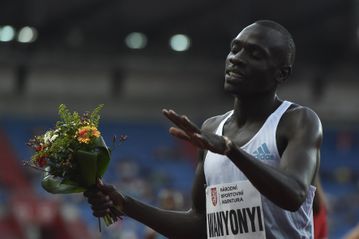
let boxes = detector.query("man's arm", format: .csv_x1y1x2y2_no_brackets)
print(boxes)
163,107,322,211
84,151,207,239
121,153,207,239
122,116,222,238
223,107,321,211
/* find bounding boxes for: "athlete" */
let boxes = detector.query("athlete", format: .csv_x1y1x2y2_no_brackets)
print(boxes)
84,20,322,238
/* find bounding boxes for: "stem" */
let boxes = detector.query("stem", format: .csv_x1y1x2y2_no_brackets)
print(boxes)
95,157,102,233
23,161,50,173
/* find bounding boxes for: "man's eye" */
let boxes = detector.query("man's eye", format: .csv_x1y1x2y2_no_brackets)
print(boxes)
251,50,263,59
231,46,240,53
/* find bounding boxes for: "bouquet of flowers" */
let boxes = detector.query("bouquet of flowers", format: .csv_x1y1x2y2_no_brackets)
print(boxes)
26,104,124,227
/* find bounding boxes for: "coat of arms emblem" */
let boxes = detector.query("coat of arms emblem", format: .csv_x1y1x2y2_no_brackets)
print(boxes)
211,187,217,206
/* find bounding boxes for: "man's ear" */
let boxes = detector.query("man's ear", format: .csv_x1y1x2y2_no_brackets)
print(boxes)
276,66,292,84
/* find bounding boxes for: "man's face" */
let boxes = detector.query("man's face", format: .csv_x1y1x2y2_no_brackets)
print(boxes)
224,23,287,97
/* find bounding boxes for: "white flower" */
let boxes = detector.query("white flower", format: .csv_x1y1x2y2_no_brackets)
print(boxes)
43,131,52,144
43,130,58,144
50,134,59,142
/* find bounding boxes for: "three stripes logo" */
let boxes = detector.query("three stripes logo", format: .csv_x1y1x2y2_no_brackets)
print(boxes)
252,143,274,160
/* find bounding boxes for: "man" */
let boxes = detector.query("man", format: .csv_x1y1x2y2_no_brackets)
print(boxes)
84,20,322,238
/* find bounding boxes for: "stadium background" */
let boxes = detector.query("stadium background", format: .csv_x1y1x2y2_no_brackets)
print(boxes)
0,0,359,238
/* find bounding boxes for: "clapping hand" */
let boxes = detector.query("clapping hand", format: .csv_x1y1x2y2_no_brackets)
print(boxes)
162,109,231,155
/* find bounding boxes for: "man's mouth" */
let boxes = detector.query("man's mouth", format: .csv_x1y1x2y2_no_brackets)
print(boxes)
227,71,244,78
225,69,245,80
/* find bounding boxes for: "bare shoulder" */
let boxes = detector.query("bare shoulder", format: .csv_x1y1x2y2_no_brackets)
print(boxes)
201,111,232,133
280,104,323,143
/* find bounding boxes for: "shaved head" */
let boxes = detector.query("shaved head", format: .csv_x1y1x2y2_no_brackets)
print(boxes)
254,20,296,67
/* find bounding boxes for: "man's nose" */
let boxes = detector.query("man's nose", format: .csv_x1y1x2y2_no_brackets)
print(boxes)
229,49,246,65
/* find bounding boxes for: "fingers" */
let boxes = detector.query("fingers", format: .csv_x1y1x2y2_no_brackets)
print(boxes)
163,109,186,131
88,194,113,208
97,183,117,195
169,128,208,149
163,109,228,154
97,178,103,185
93,208,111,217
83,186,103,198
84,183,124,219
200,132,229,154
194,133,217,150
97,184,125,205
84,190,91,198
169,127,191,141
84,190,110,216
169,126,211,150
110,206,124,218
190,133,225,154
191,133,211,149
181,115,201,133
163,109,200,134
162,109,179,125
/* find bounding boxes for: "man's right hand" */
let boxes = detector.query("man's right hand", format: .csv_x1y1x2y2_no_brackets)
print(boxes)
83,181,125,220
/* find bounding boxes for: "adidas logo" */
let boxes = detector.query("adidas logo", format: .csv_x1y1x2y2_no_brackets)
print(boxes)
252,143,274,160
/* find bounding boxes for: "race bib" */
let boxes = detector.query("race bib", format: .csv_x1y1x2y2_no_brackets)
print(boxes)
205,180,266,239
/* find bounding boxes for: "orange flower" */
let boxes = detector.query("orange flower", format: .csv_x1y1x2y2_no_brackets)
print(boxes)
77,126,101,144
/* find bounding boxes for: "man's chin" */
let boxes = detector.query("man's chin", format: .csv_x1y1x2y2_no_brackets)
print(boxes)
224,83,243,95
224,85,257,98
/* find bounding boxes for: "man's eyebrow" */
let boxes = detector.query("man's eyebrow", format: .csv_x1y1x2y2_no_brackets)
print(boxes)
230,39,269,54
230,39,241,47
248,43,268,54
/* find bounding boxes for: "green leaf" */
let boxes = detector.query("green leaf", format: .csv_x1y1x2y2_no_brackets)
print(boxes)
93,136,111,177
90,104,104,127
41,136,111,193
41,167,86,194
74,150,99,187
73,136,111,187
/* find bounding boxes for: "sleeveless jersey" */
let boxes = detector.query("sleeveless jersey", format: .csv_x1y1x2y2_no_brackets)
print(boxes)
204,101,316,239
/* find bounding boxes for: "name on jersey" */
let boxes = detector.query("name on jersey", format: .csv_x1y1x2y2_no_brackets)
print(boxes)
207,206,264,237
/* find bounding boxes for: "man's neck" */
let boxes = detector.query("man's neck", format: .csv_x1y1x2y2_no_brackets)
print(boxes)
231,92,281,126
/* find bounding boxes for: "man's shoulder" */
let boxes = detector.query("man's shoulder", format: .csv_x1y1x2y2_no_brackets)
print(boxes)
285,103,321,125
201,110,233,133
281,103,322,138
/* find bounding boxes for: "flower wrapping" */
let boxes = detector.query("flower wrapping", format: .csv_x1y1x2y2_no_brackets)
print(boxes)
41,136,110,193
27,104,122,227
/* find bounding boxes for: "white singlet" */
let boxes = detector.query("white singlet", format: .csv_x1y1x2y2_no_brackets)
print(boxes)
204,101,316,239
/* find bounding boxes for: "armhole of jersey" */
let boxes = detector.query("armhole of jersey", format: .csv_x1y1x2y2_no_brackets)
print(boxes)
203,110,233,160
273,101,292,159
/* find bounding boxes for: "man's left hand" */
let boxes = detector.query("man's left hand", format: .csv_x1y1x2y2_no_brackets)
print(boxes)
162,109,230,155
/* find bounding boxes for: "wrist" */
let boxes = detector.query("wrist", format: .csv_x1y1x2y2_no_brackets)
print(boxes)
223,136,233,155
121,194,135,216
109,190,125,210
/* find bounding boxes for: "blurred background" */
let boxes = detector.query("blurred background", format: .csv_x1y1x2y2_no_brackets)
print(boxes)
0,0,358,238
